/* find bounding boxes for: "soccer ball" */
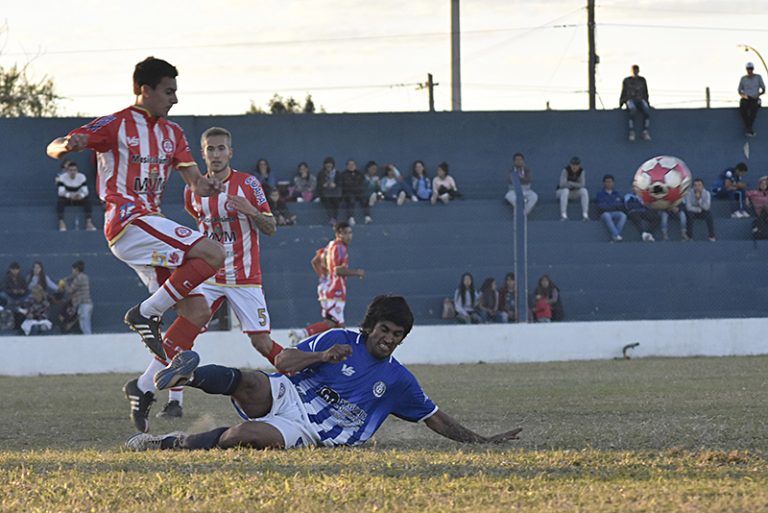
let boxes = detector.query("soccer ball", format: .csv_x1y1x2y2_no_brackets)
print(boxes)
632,155,693,210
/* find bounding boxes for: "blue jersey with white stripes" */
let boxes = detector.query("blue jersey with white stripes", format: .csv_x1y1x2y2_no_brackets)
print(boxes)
287,329,438,446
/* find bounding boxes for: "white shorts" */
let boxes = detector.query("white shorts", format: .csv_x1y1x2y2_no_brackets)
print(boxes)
199,282,271,333
232,374,320,449
321,299,345,325
110,216,205,293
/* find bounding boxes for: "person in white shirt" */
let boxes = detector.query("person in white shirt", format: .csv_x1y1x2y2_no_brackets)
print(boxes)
56,160,96,231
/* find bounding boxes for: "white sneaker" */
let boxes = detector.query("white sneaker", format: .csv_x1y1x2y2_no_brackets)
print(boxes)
642,232,655,242
348,217,356,226
614,235,623,241
411,195,418,202
740,210,750,218
731,211,742,219
560,214,568,221
628,130,636,142
396,191,406,206
582,214,589,222
368,193,377,207
126,431,186,451
364,215,372,224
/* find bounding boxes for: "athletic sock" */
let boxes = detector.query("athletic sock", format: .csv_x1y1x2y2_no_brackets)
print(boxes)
137,357,167,393
180,427,230,450
305,321,332,336
140,258,217,318
186,365,242,396
169,388,184,404
266,340,284,366
162,315,203,360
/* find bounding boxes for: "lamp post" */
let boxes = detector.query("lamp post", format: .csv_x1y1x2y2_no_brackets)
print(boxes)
738,44,768,75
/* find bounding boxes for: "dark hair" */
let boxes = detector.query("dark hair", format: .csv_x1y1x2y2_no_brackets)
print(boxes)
8,262,20,271
256,159,271,176
693,178,704,185
535,274,557,296
72,260,85,273
360,295,414,337
334,221,351,234
27,261,49,288
736,162,748,172
323,156,336,166
411,160,426,174
437,162,449,175
504,272,516,281
61,159,76,169
133,57,178,95
480,278,497,307
603,174,615,182
513,152,525,160
297,162,309,177
458,272,476,308
365,160,378,172
632,64,640,73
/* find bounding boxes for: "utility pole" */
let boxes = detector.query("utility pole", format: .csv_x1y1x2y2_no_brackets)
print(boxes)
451,0,462,111
587,0,597,110
428,73,435,112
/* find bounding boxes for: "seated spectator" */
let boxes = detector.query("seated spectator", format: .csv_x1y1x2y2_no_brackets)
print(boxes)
532,294,552,323
625,189,660,242
712,162,749,218
431,162,461,205
497,272,516,323
316,157,342,224
556,156,590,221
27,261,58,295
685,178,716,242
411,160,433,201
596,174,627,242
504,152,538,216
254,158,275,194
533,274,564,322
56,160,96,231
61,260,93,335
1,262,28,310
477,278,504,323
19,285,53,336
453,272,481,324
363,161,382,210
746,175,768,217
267,189,297,226
291,162,316,203
381,164,415,206
340,159,371,225
57,299,80,334
660,205,688,241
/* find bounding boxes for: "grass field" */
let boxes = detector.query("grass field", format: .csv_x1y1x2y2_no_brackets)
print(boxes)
2,356,768,512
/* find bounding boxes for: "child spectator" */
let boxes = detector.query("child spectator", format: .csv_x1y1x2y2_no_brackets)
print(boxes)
746,175,768,217
556,156,590,221
596,174,627,242
431,162,460,205
19,285,52,335
340,159,370,226
291,162,316,203
254,158,275,194
685,178,716,242
317,157,343,224
267,189,297,226
56,160,96,231
381,164,415,206
713,162,749,218
477,277,504,323
453,272,481,324
532,294,552,323
411,160,433,201
533,274,564,322
497,272,516,323
61,260,93,335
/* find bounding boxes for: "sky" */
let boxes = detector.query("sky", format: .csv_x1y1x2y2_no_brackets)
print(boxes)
1,0,767,117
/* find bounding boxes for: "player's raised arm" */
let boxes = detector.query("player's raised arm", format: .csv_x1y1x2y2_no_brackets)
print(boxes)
274,344,352,374
178,165,224,197
47,133,89,159
424,409,522,444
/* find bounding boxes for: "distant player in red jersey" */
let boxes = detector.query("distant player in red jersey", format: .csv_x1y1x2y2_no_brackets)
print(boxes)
150,126,285,419
289,222,364,343
46,57,225,431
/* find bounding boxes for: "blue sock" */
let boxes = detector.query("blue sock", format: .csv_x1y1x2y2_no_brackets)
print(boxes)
187,365,242,396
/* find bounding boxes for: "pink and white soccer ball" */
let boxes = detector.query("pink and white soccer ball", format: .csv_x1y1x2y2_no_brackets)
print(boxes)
632,155,693,210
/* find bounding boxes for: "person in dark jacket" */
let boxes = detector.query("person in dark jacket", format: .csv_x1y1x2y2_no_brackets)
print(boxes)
620,64,651,142
340,159,370,226
316,157,342,224
595,174,627,242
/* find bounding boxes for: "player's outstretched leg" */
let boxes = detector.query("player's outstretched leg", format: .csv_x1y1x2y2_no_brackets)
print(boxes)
123,378,156,433
126,431,186,451
124,305,166,360
154,350,200,390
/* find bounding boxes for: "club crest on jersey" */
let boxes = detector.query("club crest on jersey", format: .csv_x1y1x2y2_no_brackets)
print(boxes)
278,383,286,400
175,226,193,238
161,139,175,154
372,381,386,398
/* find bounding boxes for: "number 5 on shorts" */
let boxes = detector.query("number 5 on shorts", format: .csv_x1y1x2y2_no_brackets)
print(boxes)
258,308,267,327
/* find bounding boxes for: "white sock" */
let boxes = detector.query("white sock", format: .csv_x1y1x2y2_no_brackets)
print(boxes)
140,284,178,318
169,388,184,405
137,358,167,394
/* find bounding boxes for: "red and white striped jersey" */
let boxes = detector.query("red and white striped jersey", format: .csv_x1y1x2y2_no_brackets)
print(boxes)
324,239,349,301
68,105,196,243
184,170,272,286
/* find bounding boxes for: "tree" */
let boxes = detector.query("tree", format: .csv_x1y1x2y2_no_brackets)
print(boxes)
246,93,320,115
0,63,60,117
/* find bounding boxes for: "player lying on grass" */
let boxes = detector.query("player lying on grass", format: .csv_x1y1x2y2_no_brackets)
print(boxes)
127,294,522,450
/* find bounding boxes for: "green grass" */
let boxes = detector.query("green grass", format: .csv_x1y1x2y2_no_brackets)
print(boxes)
2,356,768,512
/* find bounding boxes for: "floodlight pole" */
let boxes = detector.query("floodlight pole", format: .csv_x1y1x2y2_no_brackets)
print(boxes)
587,0,597,110
509,171,528,324
739,44,768,76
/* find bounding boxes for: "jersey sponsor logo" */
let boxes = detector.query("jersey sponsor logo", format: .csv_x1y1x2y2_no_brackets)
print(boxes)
133,170,166,195
175,226,193,238
244,176,268,206
131,155,169,165
84,114,117,133
119,202,135,221
126,136,140,147
206,228,237,243
161,139,175,154
316,386,368,427
318,386,340,405
372,381,387,398
168,252,180,265
341,364,355,377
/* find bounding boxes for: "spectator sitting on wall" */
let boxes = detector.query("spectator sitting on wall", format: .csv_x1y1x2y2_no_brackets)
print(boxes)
477,277,504,323
27,261,58,296
254,158,275,194
430,162,461,205
267,189,297,226
1,262,28,310
504,152,538,216
497,272,516,323
57,160,96,232
712,162,749,218
291,162,316,203
738,61,765,137
533,274,563,322
746,175,768,217
619,64,652,142
453,272,481,324
381,164,415,206
363,161,383,211
317,156,343,224
596,174,627,242
685,178,716,242
556,156,590,221
532,294,552,323
19,285,53,336
340,159,370,226
411,160,433,201
61,260,93,335
625,188,660,242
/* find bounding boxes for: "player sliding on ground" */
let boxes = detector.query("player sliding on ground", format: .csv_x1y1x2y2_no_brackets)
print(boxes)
127,295,522,451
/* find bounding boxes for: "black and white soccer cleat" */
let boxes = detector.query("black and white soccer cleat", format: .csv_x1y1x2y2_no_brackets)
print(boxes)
123,378,156,433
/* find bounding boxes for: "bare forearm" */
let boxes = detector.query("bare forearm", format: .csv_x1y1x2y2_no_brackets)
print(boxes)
336,267,363,277
47,137,71,159
425,411,488,443
249,211,277,235
274,348,325,373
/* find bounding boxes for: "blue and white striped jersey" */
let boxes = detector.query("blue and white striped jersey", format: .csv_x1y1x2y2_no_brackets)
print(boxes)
287,328,438,446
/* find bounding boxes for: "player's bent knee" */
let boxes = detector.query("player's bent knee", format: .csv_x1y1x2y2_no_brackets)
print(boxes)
218,422,285,450
231,371,273,418
189,238,225,267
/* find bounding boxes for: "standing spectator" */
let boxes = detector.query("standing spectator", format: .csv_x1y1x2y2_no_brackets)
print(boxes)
556,156,589,221
27,261,58,295
713,162,749,218
746,175,768,217
595,174,627,242
362,161,382,218
411,160,433,201
63,260,93,335
340,159,369,226
254,158,275,194
56,160,96,231
533,274,564,322
291,162,316,203
453,272,481,324
381,165,415,206
477,278,504,323
505,153,538,215
625,189,660,242
267,189,296,226
19,285,53,336
619,64,651,141
738,62,765,137
685,178,716,241
660,205,688,241
497,272,516,323
316,157,342,224
430,162,460,205
2,262,28,309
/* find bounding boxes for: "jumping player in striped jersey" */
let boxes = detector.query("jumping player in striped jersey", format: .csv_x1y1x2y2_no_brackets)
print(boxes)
126,295,522,451
149,126,285,419
47,57,226,431
288,222,364,344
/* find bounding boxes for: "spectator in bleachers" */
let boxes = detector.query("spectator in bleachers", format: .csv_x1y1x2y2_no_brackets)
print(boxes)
56,160,96,232
27,261,58,296
739,61,765,137
431,162,460,205
341,159,370,226
533,274,564,322
505,152,538,216
1,262,28,309
596,174,627,242
381,164,415,206
531,294,552,323
625,188,660,242
19,285,53,336
453,272,481,324
317,157,343,224
660,205,688,241
267,189,297,226
685,178,716,242
746,175,768,217
411,160,433,202
556,156,590,221
477,277,504,323
497,272,516,323
61,260,93,335
291,162,316,203
712,162,749,218
254,158,275,194
363,161,383,212
619,64,651,142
